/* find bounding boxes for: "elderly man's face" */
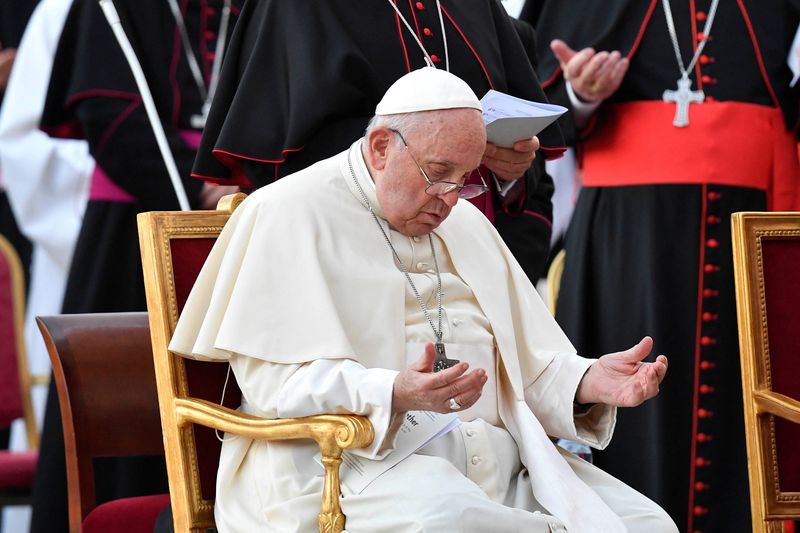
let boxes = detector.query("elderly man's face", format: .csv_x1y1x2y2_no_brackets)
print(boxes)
370,109,486,237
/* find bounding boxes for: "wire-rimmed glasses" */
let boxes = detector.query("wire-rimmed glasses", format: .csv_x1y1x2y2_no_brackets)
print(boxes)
389,128,488,200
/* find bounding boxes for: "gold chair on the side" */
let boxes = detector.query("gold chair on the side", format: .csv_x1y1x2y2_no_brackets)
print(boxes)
137,194,373,533
732,212,800,533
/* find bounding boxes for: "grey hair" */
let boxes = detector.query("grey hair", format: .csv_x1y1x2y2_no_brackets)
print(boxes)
365,112,427,143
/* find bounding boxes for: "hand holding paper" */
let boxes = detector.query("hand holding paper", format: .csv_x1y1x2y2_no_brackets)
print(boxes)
480,89,567,148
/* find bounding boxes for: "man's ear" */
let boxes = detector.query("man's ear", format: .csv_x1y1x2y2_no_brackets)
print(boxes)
365,127,392,170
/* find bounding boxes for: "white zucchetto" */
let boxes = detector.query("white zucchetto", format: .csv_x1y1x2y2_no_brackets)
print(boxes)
375,67,482,116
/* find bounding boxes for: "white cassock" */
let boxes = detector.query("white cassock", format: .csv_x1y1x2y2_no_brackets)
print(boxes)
0,2,92,530
170,141,677,533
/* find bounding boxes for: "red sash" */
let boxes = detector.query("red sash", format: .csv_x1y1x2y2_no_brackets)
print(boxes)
582,101,800,210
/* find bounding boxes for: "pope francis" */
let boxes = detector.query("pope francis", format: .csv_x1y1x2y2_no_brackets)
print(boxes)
170,67,678,533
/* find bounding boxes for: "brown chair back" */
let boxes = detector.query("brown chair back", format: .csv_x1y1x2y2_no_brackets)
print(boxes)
732,212,800,532
36,312,164,531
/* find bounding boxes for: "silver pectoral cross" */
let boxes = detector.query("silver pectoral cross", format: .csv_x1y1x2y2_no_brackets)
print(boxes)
662,76,704,128
433,342,460,373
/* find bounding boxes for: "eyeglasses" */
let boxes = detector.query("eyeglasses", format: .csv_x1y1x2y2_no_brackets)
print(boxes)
389,129,488,200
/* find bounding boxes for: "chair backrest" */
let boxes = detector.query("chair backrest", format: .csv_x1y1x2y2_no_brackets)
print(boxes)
0,234,38,449
731,212,800,532
137,194,246,531
36,312,164,530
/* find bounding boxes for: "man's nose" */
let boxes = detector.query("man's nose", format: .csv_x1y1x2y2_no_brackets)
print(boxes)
440,189,460,206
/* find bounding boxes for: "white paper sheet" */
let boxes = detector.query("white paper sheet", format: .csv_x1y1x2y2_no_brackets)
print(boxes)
480,89,567,147
317,410,460,495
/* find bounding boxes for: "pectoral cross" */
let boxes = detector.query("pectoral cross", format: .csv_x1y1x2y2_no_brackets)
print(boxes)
662,76,705,128
433,342,460,373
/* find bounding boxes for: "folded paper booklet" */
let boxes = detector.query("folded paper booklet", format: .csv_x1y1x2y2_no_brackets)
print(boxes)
481,89,567,148
316,410,460,495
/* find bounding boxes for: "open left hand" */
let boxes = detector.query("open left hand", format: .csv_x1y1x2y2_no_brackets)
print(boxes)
575,336,668,407
483,136,539,182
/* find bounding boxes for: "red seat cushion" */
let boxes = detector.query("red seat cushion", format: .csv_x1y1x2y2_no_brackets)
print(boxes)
82,493,170,533
0,450,37,489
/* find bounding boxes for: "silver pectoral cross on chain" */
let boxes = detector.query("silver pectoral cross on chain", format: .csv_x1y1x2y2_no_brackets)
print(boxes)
433,342,460,373
662,76,704,128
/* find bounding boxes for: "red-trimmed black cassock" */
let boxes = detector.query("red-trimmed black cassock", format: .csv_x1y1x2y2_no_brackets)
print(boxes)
32,1,241,531
523,1,800,532
191,0,565,281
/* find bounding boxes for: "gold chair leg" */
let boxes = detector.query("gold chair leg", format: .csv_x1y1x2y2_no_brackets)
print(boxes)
319,452,346,533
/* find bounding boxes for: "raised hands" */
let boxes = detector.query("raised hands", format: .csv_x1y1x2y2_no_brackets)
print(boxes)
575,336,668,407
392,343,488,414
550,39,629,103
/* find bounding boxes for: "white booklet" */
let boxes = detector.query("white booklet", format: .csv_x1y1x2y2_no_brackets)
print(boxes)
317,410,460,495
480,89,567,148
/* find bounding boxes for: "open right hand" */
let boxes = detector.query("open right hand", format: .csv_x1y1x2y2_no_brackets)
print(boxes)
392,343,487,414
550,39,628,103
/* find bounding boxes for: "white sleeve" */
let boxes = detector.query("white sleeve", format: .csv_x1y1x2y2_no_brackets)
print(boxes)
565,81,602,130
0,0,92,271
523,352,616,449
231,355,403,460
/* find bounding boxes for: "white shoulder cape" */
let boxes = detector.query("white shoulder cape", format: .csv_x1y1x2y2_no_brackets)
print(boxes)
170,142,576,399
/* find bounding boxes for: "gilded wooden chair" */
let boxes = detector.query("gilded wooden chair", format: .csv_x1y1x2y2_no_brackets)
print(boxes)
0,234,43,506
137,194,374,533
546,249,566,315
732,212,800,533
37,312,169,532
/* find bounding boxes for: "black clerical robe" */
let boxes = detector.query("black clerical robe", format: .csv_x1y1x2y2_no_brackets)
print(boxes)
193,0,565,280
523,1,800,531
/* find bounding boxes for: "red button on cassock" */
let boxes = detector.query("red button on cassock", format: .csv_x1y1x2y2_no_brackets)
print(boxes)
694,506,709,516
699,54,714,65
697,433,713,442
695,481,709,491
696,11,707,21
699,384,715,394
695,457,711,467
703,289,719,298
700,336,717,346
700,361,716,370
430,54,441,63
416,1,425,9
704,264,720,273
423,27,433,37
698,408,713,418
707,215,720,224
708,191,721,200
706,238,719,248
702,312,718,322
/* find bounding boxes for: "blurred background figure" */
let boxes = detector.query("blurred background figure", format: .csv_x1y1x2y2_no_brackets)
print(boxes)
0,0,94,531
28,1,240,530
522,1,800,531
0,0,39,321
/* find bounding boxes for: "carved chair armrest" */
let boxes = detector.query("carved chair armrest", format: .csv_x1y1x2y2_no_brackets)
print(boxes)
173,397,374,533
753,390,800,424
